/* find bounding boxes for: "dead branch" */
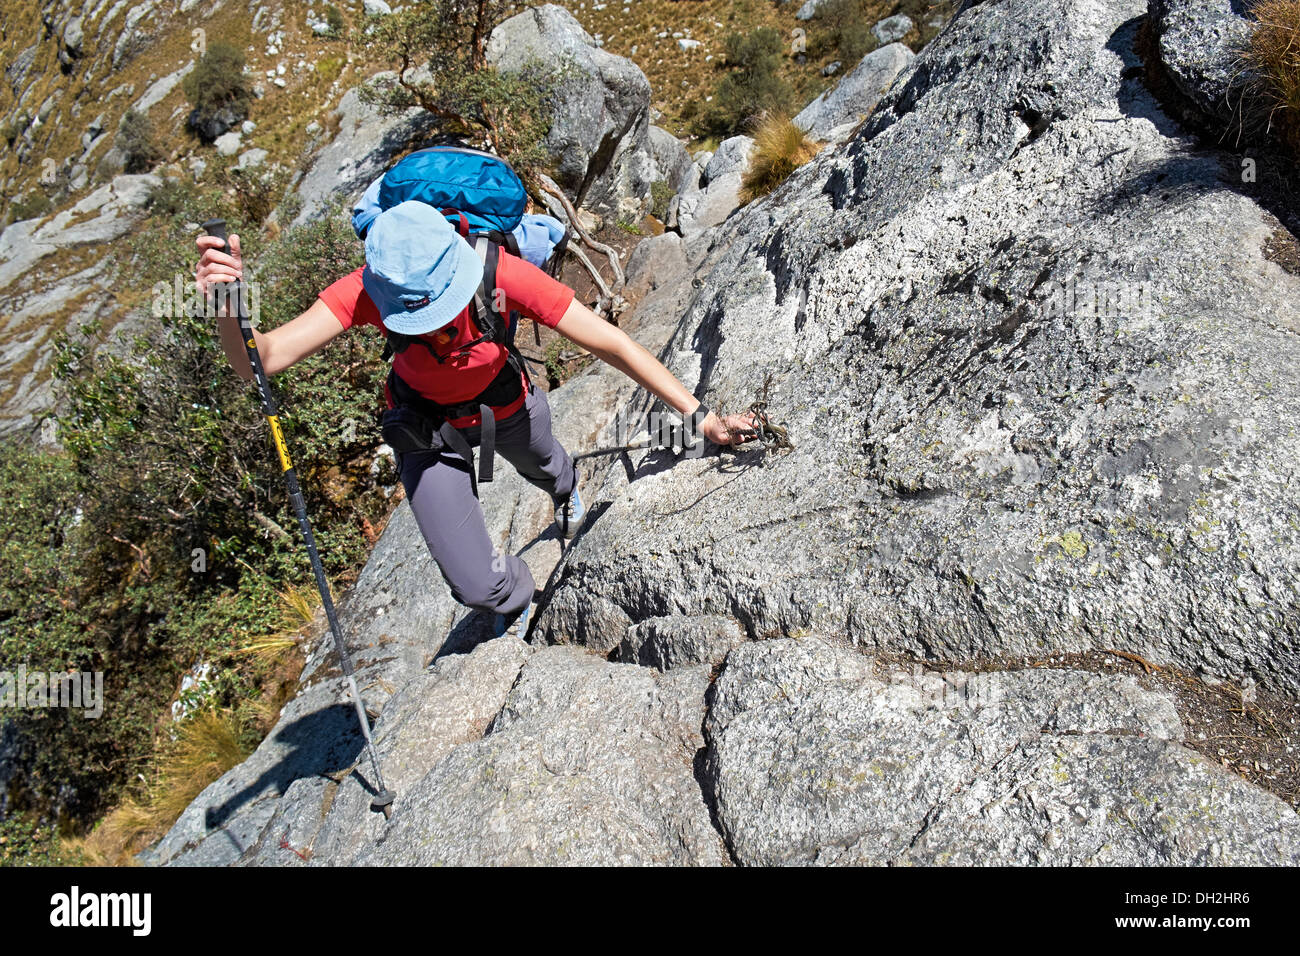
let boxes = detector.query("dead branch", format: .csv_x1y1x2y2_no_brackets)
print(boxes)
538,173,626,291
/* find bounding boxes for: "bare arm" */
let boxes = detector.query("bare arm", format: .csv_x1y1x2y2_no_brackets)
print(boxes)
197,234,346,379
552,299,754,446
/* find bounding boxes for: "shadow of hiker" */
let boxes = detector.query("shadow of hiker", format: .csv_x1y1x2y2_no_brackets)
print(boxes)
203,703,367,833
430,608,498,662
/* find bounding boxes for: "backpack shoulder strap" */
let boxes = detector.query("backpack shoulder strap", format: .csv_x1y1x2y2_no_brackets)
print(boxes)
470,235,507,342
545,226,571,278
471,234,534,391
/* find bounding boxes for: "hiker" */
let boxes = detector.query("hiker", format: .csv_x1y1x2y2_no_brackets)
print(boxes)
195,201,755,637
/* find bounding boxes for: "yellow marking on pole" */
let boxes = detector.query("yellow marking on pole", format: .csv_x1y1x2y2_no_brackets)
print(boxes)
267,415,293,472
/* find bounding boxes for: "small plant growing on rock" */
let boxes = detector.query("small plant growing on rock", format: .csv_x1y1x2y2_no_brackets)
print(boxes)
1245,0,1300,155
649,179,675,221
740,114,822,203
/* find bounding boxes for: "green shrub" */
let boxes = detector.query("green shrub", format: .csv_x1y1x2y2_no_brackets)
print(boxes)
0,205,386,831
815,0,878,64
182,40,252,137
118,109,163,174
700,28,797,135
208,156,291,225
316,55,345,82
324,4,346,37
8,190,52,223
359,4,555,188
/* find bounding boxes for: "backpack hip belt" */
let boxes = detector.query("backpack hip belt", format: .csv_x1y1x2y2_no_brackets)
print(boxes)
382,357,530,498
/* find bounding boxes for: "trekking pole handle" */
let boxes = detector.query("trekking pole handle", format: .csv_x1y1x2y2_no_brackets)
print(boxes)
201,217,228,246
203,218,281,421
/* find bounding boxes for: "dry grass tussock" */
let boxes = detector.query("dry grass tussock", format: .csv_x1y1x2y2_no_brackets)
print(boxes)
1244,0,1300,154
740,114,823,203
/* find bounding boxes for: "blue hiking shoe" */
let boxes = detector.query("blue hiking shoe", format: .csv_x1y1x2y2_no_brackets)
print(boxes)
493,600,532,639
553,480,586,541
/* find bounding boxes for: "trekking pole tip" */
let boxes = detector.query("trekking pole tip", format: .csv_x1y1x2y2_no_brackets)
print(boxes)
372,789,396,816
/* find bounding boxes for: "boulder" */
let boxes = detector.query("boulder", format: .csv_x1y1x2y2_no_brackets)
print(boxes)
213,131,242,156
187,105,244,143
702,135,755,185
1149,0,1272,146
623,231,689,299
794,43,915,142
872,14,915,44
671,172,744,241
487,4,656,217
648,125,696,194
290,71,440,227
62,17,84,56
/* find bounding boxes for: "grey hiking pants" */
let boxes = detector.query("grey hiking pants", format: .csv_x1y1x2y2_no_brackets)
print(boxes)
397,384,576,617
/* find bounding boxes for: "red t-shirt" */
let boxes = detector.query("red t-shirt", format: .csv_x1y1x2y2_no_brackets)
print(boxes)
319,250,574,427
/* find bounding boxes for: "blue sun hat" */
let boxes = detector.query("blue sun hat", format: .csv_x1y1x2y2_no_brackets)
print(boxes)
361,201,483,335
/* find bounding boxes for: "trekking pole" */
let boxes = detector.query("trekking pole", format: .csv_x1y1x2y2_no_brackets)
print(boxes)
572,429,657,461
202,219,396,817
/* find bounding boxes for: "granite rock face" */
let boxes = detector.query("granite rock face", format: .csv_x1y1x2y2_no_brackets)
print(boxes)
704,638,1300,865
538,0,1300,696
291,72,440,227
348,647,727,866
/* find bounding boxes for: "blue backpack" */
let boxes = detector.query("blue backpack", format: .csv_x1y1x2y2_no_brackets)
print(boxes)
352,146,570,355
